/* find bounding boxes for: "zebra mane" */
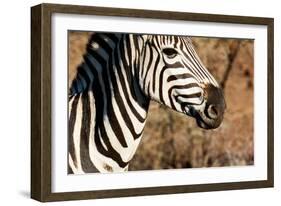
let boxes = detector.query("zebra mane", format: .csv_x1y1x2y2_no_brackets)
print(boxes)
69,33,119,96
69,32,146,97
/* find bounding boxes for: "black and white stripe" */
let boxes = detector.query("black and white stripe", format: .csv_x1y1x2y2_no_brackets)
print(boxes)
68,33,225,173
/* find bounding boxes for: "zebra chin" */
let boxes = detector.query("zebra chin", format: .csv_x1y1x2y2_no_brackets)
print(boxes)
184,104,225,130
182,85,226,130
195,110,224,129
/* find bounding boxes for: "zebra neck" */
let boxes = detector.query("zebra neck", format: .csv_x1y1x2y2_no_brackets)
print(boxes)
83,33,150,172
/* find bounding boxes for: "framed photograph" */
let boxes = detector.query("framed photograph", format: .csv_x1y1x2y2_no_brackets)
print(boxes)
31,3,274,202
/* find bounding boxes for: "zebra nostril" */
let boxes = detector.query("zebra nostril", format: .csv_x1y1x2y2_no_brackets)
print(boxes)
207,104,218,119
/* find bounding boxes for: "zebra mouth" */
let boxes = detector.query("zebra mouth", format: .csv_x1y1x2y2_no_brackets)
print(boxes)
183,105,223,129
195,112,217,129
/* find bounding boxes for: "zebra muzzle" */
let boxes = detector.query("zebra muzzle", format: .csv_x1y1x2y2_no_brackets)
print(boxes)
188,84,226,129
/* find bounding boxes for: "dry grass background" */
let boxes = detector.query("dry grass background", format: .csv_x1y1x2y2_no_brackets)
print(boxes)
68,31,254,171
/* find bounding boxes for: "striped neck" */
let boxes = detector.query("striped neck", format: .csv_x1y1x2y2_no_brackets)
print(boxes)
74,33,150,172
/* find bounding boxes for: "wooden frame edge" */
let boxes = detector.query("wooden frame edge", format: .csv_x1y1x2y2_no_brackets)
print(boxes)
42,180,272,202
31,3,53,202
267,18,274,187
31,4,43,201
41,3,273,25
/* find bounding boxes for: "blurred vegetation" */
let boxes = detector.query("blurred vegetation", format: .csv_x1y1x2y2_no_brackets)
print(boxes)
69,32,254,171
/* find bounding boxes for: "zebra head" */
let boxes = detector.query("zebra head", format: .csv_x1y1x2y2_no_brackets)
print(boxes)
138,35,226,129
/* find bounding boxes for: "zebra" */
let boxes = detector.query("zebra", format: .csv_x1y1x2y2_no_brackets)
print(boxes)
68,32,226,174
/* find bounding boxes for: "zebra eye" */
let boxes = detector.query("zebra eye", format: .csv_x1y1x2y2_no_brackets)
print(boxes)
163,48,178,58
